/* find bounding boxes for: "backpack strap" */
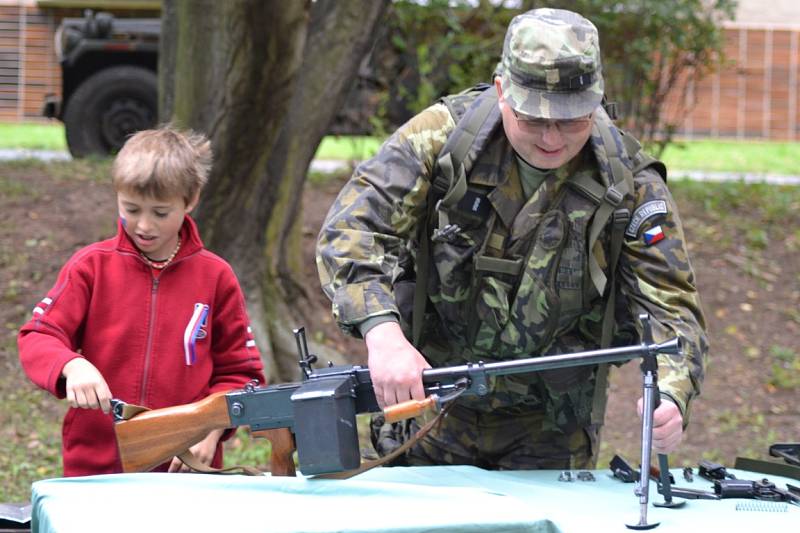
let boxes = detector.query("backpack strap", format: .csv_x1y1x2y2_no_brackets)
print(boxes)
432,86,499,220
586,122,667,426
412,85,500,347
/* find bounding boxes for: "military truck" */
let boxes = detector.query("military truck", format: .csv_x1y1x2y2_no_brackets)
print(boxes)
44,10,159,157
44,10,385,157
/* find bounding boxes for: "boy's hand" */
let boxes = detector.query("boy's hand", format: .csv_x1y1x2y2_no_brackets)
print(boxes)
168,429,225,473
61,358,112,414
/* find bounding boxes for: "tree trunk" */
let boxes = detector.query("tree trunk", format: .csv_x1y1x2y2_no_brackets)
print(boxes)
160,0,387,382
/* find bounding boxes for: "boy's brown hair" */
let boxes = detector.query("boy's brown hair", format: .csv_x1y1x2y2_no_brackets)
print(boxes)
112,125,212,204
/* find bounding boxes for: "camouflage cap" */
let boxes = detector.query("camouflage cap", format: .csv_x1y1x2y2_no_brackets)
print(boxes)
499,8,604,120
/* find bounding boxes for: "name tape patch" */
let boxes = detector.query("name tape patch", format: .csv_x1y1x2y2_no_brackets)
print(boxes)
625,200,668,238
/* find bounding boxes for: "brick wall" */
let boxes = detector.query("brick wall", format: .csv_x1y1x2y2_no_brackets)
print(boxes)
651,24,800,141
0,2,58,121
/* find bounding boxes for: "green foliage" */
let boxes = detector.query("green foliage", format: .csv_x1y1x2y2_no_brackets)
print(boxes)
371,0,735,153
374,0,511,125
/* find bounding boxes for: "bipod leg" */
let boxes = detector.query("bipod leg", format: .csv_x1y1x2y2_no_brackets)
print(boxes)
626,314,661,530
653,453,686,509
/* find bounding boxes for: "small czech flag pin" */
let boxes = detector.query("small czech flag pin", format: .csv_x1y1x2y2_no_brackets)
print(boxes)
643,225,665,246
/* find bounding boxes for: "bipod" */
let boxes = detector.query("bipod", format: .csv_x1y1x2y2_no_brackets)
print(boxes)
626,314,669,530
769,443,800,466
653,453,686,509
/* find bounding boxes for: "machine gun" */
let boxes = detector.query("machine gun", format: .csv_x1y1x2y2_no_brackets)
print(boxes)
112,316,680,477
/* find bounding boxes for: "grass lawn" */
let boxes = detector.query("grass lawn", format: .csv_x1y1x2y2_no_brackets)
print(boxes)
0,122,67,151
660,138,800,176
2,122,799,175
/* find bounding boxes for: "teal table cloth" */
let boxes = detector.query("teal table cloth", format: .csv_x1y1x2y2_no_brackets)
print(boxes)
31,466,798,532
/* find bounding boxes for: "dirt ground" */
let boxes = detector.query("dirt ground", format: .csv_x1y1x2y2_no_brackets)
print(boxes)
1,161,798,491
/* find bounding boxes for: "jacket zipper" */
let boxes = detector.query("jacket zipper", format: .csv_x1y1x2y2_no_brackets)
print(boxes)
124,247,200,405
140,276,159,405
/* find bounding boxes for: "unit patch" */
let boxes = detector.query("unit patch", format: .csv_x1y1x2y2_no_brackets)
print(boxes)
625,200,668,238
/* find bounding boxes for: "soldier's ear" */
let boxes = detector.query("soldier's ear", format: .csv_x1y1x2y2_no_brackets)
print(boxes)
494,78,505,106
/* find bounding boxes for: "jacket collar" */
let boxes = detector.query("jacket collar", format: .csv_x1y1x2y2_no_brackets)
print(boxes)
115,215,205,261
477,129,597,230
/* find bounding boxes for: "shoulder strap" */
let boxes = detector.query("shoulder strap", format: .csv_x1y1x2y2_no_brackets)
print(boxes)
621,131,667,181
432,85,500,210
589,121,665,426
412,85,499,347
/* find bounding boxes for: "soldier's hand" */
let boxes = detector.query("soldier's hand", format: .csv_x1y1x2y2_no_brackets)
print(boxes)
637,396,683,453
62,358,113,414
365,321,430,408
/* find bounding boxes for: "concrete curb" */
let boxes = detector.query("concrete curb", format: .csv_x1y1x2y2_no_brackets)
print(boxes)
1,150,798,185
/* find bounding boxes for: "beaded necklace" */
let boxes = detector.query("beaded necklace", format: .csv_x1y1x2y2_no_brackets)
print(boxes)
140,236,181,270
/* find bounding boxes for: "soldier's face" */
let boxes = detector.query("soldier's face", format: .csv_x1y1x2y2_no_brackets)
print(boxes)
496,80,593,170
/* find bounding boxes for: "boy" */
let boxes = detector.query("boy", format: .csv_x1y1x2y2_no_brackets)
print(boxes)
18,126,265,476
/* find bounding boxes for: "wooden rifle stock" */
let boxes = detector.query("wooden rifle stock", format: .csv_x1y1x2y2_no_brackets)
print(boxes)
114,392,298,476
115,391,232,473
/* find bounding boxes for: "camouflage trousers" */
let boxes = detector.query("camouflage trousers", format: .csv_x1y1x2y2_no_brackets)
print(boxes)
371,403,600,470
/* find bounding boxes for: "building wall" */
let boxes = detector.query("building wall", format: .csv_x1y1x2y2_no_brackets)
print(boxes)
663,23,800,141
0,2,58,121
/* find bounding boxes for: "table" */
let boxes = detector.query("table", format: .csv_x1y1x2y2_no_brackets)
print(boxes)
31,466,798,532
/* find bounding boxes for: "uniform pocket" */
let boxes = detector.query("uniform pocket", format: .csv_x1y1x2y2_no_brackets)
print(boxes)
498,273,560,353
471,276,514,352
431,214,485,331
475,276,512,332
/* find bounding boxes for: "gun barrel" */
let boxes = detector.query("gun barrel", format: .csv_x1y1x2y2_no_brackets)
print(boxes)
423,337,681,383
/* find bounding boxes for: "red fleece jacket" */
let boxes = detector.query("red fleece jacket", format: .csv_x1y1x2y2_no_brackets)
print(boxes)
18,216,265,476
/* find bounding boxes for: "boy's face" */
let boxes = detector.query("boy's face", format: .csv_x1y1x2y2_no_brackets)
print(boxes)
117,190,198,260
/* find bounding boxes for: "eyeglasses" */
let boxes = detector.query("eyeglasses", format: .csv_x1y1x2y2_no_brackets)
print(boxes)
510,108,593,134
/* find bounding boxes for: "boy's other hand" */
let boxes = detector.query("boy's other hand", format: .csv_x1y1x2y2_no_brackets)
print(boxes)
61,358,112,414
168,429,224,473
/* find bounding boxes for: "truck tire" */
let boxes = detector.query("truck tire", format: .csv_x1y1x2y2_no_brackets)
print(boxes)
63,65,157,158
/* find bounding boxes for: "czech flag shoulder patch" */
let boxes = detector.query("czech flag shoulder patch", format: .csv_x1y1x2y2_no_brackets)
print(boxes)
643,225,665,246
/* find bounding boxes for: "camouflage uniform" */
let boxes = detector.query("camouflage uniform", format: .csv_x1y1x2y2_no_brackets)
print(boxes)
317,9,707,470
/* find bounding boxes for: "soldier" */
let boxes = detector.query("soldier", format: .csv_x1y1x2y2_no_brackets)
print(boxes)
316,8,707,469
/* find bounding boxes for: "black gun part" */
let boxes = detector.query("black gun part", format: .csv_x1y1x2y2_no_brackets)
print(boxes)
698,460,735,481
610,455,639,483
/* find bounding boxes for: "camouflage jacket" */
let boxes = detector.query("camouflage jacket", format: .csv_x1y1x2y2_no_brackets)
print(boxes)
317,94,707,430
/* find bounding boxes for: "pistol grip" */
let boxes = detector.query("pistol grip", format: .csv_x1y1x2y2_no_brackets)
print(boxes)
252,428,297,477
